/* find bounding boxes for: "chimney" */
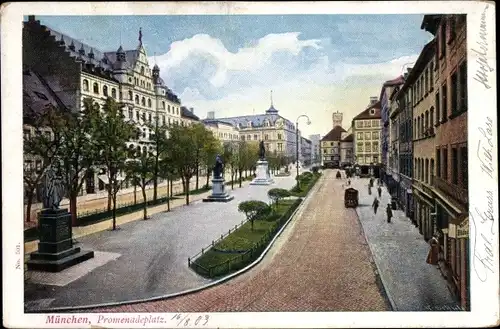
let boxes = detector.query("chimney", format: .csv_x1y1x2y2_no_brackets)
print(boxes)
207,111,215,119
369,96,378,105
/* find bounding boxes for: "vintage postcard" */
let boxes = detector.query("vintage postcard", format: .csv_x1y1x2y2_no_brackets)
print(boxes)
1,1,498,328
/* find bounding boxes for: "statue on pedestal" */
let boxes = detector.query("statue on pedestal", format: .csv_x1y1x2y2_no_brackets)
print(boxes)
259,141,266,160
213,154,224,179
42,161,66,210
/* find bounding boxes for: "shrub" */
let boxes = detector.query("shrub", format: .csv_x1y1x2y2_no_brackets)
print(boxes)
238,200,272,231
311,166,319,174
267,188,291,208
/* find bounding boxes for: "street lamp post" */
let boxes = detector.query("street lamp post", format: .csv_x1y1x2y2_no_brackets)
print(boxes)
296,114,311,189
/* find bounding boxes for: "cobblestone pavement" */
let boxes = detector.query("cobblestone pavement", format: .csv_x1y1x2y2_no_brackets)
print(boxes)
25,174,297,310
350,177,460,311
86,169,389,312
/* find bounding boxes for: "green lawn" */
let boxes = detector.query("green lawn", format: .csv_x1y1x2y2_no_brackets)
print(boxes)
290,173,321,197
192,199,298,276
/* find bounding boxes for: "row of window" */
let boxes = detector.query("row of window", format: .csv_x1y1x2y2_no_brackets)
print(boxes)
414,157,435,185
356,131,380,141
241,133,281,141
356,141,380,153
357,155,379,165
133,76,152,90
414,108,435,139
355,119,381,129
126,108,180,127
217,132,239,140
435,144,468,188
82,79,118,99
435,61,467,125
399,154,412,177
413,61,435,105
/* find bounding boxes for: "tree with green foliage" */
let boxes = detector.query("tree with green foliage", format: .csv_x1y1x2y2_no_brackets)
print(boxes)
146,115,170,202
23,105,65,223
58,98,101,226
90,97,135,230
223,141,238,190
238,200,271,231
125,148,155,220
167,123,199,205
267,188,291,209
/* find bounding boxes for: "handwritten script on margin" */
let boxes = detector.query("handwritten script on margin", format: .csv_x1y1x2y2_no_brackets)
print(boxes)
472,4,494,89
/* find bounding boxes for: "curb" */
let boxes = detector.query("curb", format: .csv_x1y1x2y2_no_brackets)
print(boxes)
354,205,397,311
28,175,322,313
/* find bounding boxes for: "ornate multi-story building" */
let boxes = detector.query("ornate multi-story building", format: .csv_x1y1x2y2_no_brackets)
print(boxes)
213,97,298,163
300,137,312,166
422,13,468,310
23,16,183,196
352,98,382,175
321,111,347,168
380,76,404,185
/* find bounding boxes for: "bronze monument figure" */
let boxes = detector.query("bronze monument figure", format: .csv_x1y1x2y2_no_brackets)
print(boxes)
42,162,66,210
259,140,266,160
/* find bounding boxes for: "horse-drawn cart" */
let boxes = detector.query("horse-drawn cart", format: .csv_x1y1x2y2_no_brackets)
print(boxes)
344,188,359,208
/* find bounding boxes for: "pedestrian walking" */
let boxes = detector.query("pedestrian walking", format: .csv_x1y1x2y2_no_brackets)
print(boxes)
372,197,379,214
377,185,382,198
347,179,351,186
368,185,372,195
426,236,439,265
386,203,393,223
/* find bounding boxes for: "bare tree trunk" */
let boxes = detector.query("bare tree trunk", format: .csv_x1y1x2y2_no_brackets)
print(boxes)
195,163,199,190
134,184,137,204
69,193,78,226
166,178,170,212
153,157,159,202
141,184,148,220
170,179,173,198
206,167,210,187
107,185,112,212
111,192,117,230
239,169,242,187
181,176,185,194
185,178,190,205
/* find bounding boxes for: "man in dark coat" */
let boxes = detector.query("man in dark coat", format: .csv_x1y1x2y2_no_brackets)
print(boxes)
372,197,380,214
377,185,382,198
386,204,393,223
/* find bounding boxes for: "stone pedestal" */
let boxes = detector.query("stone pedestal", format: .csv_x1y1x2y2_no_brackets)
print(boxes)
27,209,94,272
203,178,234,202
250,160,274,185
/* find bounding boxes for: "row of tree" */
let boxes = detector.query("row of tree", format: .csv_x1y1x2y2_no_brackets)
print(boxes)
24,97,288,230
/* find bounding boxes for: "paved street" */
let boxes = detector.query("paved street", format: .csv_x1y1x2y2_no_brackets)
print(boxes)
25,174,297,310
85,169,389,312
351,177,461,311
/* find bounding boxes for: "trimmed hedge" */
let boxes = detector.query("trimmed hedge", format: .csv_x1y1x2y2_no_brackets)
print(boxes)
190,198,302,279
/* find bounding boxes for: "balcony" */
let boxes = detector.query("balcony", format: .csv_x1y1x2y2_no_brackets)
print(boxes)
413,179,434,197
432,175,468,204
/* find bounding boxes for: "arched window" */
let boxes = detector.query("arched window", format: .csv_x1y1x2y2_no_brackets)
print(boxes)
425,111,429,134
111,88,117,99
162,101,165,109
141,66,145,75
103,85,108,96
82,79,89,91
141,97,146,106
136,145,141,157
142,128,146,138
142,146,147,155
148,113,152,123
135,95,139,104
93,82,99,94
167,105,170,113
425,158,429,183
414,118,417,139
148,99,152,107
417,117,420,138
129,91,133,100
421,114,424,136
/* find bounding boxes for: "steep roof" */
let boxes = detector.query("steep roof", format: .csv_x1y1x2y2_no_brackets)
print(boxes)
400,39,436,92
23,69,67,120
352,101,382,121
216,113,293,129
181,106,200,121
379,75,405,101
321,126,347,141
341,133,354,142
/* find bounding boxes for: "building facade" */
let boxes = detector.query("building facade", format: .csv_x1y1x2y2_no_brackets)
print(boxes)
300,137,312,166
352,98,382,176
23,16,183,196
321,127,346,168
422,14,469,310
308,134,322,166
214,100,298,163
340,132,354,165
380,76,405,185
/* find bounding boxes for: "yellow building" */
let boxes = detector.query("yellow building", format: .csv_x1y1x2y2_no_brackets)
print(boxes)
352,98,382,172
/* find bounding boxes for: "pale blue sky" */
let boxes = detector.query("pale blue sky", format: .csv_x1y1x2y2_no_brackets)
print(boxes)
33,15,433,136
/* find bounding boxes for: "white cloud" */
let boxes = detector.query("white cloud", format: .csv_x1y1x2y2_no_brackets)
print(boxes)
152,32,321,87
151,32,418,136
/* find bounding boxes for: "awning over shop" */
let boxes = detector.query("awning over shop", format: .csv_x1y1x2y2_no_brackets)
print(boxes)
434,189,467,220
413,189,435,208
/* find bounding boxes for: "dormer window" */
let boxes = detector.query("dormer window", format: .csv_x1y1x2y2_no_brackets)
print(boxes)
93,82,99,94
247,121,252,128
82,79,89,91
103,85,108,96
370,109,375,115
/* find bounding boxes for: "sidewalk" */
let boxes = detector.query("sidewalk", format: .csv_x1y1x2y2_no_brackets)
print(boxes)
351,178,460,311
24,179,252,255
25,174,297,310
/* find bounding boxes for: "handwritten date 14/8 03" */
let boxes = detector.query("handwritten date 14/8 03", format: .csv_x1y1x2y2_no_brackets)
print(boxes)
171,313,210,327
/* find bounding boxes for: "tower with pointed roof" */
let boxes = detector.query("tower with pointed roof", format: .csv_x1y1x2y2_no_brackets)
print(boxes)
332,111,343,128
265,90,278,114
